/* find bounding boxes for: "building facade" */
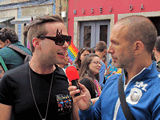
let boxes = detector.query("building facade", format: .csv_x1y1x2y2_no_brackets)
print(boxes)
0,0,68,47
68,0,160,62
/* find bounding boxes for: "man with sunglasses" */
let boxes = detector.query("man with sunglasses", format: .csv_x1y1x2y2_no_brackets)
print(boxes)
0,15,78,120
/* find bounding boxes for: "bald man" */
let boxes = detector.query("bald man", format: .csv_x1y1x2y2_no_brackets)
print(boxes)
68,15,160,120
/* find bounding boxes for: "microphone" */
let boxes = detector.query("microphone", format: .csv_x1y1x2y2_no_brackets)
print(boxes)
66,66,80,96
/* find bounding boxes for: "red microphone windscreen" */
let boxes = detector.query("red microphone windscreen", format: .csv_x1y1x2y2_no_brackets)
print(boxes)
66,66,79,82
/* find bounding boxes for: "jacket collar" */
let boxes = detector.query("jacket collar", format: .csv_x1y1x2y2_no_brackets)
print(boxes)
123,61,159,84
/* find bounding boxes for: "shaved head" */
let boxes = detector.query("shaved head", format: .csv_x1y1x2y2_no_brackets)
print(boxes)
117,15,157,53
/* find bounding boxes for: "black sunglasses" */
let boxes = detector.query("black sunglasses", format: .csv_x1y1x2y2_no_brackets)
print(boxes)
38,29,71,46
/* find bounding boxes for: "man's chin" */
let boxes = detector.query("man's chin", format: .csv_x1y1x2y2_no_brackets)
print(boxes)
57,60,65,65
113,63,120,68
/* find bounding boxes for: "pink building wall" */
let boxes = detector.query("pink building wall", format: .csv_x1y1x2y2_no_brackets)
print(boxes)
68,0,160,41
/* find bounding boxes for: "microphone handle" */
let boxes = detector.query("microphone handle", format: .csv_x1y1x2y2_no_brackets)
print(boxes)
71,80,81,96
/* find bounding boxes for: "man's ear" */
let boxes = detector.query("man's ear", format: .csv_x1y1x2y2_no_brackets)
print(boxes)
32,37,41,50
133,41,144,55
153,47,156,52
103,49,107,55
5,39,11,44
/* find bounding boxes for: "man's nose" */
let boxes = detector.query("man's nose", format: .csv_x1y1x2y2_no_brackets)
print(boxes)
63,41,69,48
107,45,113,53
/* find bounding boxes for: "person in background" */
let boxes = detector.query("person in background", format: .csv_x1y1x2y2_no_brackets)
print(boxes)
91,46,96,53
153,36,160,72
74,47,91,71
104,58,122,83
68,15,160,120
102,55,108,70
0,15,78,120
0,27,32,70
79,53,102,99
95,41,107,88
58,52,70,72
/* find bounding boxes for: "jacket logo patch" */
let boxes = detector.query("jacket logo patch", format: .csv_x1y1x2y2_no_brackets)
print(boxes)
126,88,142,105
126,82,148,105
134,81,148,92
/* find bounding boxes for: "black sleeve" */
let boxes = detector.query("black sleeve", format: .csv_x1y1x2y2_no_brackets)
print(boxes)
0,73,16,105
80,78,96,98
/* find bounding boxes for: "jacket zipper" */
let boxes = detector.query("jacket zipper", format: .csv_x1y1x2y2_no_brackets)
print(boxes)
113,67,146,120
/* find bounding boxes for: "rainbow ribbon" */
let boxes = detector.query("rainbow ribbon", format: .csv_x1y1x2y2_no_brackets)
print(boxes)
68,41,79,63
94,79,101,97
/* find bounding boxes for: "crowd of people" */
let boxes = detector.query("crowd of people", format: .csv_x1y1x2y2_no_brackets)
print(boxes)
0,14,159,120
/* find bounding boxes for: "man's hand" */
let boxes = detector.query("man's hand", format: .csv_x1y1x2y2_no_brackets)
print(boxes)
68,82,92,111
